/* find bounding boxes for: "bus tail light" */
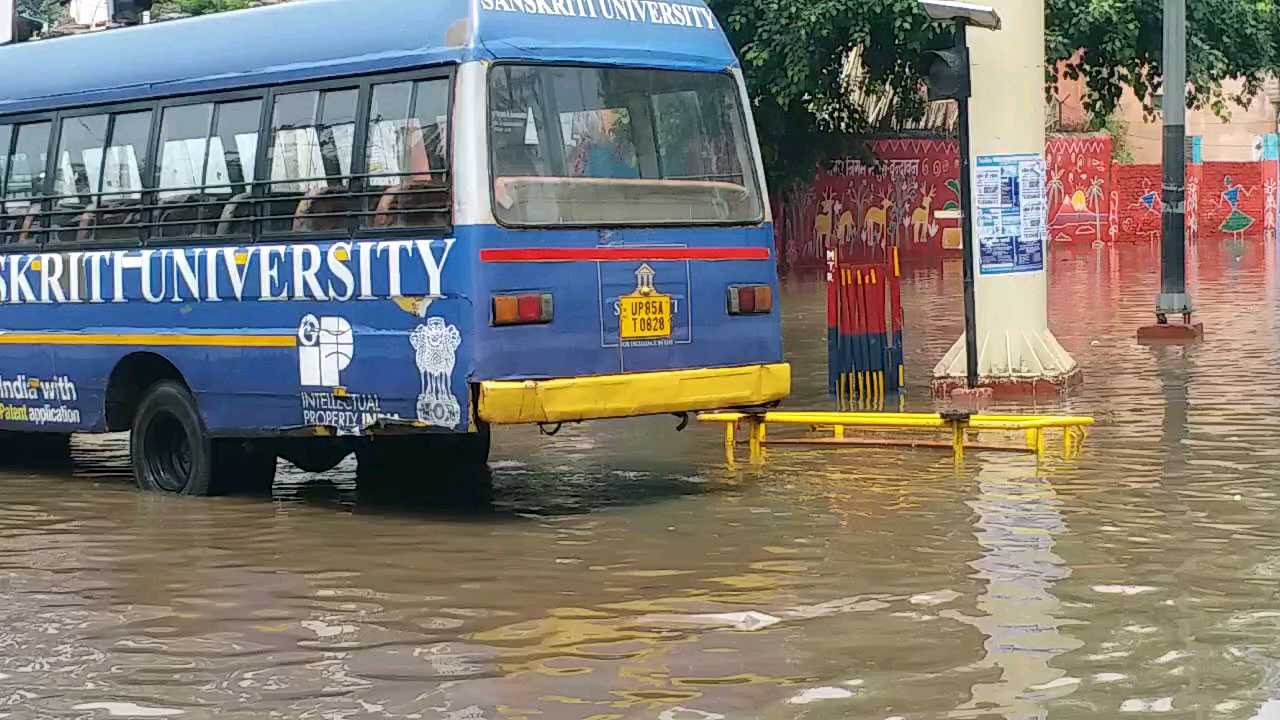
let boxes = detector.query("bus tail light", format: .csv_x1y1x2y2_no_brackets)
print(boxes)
493,293,554,326
727,285,773,315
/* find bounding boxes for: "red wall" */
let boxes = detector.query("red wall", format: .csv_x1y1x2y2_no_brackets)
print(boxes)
801,138,961,269
1108,164,1162,243
775,133,1279,274
1200,162,1267,241
1107,161,1271,243
778,135,1112,271
1046,134,1112,244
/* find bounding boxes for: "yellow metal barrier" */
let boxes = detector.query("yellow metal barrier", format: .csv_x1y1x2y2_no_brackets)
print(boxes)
698,411,1094,464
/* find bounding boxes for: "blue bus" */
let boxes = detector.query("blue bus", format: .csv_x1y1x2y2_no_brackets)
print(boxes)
0,0,788,494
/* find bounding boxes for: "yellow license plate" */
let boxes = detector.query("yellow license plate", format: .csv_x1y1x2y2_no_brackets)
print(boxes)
619,293,672,340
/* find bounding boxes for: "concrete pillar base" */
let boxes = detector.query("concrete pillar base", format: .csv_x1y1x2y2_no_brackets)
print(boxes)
931,367,1083,400
933,329,1080,399
1137,323,1204,345
946,387,995,412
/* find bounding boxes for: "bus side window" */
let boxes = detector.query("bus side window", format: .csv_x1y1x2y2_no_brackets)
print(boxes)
264,87,357,234
51,109,151,245
207,99,261,238
87,110,151,243
52,113,108,243
156,103,214,239
364,78,450,229
0,125,12,244
2,122,51,245
156,99,263,240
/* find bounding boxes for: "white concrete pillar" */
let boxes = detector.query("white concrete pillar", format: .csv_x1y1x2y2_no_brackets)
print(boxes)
68,0,110,27
0,2,12,45
932,0,1079,396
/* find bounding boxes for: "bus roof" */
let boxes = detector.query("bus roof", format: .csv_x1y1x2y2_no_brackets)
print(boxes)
0,0,738,116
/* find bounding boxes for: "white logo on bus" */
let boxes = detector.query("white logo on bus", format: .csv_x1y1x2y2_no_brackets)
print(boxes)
298,315,353,388
410,317,462,429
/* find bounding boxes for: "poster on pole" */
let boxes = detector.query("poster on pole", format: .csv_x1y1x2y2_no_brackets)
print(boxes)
974,153,1046,275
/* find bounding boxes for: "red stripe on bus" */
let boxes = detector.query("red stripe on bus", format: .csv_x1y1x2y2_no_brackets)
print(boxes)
479,247,771,263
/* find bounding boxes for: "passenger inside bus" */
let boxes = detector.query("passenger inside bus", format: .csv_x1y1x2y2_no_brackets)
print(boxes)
368,113,448,229
566,110,639,180
488,64,760,226
150,77,450,239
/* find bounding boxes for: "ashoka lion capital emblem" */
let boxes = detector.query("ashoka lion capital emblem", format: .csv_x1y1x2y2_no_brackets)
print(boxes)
409,317,462,429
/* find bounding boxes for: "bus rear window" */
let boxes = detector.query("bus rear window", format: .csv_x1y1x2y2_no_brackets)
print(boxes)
488,65,763,227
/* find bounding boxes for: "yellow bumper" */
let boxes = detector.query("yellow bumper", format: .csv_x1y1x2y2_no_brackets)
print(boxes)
477,363,791,424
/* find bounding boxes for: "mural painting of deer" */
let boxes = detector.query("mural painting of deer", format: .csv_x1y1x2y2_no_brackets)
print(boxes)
863,197,893,246
910,186,935,244
813,189,836,253
835,192,858,246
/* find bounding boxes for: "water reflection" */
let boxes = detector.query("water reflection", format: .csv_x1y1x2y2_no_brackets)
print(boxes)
951,464,1078,719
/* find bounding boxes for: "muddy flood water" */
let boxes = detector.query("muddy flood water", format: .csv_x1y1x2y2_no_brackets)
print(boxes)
5,239,1280,719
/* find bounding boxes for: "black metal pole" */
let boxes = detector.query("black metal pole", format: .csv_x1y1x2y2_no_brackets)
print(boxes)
955,22,979,388
1156,0,1191,324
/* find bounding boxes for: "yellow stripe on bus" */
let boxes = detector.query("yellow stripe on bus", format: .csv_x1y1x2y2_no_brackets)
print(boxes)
0,334,296,348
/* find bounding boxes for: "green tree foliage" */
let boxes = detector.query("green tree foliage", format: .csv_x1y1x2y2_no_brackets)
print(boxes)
16,0,66,26
707,0,941,189
153,0,255,15
16,0,253,25
1047,0,1277,120
1086,113,1137,165
715,0,1280,193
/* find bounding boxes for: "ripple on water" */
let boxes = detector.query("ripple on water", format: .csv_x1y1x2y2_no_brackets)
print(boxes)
72,702,184,717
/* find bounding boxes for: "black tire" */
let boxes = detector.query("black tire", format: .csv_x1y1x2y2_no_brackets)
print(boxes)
131,381,214,495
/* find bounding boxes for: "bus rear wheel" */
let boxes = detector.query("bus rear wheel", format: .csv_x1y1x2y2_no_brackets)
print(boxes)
130,382,276,496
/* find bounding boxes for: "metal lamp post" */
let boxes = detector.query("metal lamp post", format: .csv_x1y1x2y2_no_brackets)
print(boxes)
1139,0,1203,343
920,1,1001,388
